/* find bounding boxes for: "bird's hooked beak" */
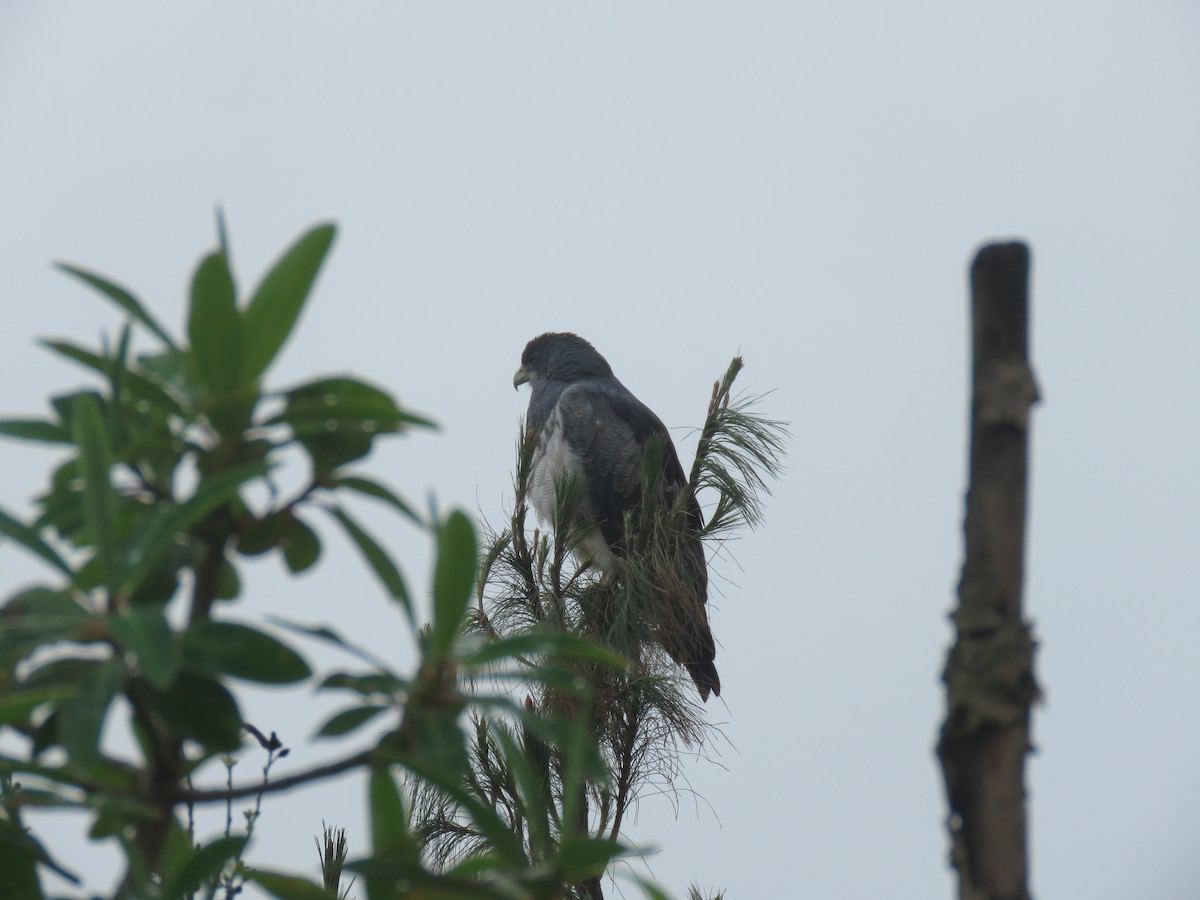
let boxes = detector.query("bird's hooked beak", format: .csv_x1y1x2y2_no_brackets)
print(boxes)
513,365,531,390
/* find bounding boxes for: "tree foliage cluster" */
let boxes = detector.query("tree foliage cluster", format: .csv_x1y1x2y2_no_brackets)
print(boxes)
0,219,783,899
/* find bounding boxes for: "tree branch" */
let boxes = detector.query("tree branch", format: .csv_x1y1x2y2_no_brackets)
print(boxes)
174,748,375,805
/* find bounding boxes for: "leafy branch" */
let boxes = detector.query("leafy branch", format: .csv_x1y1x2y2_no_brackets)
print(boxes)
0,217,647,899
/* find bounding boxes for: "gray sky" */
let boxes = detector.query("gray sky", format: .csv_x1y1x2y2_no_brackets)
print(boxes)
2,3,1198,897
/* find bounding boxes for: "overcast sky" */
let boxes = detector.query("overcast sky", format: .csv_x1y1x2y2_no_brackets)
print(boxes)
2,3,1199,898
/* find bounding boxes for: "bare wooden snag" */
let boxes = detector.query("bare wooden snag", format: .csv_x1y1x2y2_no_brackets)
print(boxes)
938,241,1041,900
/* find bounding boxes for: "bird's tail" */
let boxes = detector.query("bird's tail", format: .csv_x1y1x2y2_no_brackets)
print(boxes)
687,657,722,702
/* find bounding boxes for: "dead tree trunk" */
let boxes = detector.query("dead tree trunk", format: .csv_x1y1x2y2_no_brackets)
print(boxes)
938,242,1041,900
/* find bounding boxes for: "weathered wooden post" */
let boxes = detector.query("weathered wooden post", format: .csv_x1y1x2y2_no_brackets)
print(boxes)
938,241,1041,900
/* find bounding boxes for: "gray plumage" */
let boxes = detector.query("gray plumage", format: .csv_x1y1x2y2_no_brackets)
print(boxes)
513,332,720,701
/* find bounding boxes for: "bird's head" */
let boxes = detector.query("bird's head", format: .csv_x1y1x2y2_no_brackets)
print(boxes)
513,332,614,390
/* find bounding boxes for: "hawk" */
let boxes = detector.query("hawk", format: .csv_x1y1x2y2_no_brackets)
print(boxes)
513,332,720,701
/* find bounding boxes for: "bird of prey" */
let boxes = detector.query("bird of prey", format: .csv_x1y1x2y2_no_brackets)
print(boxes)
513,332,720,701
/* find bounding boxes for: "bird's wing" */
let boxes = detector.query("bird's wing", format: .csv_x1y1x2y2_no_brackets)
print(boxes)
555,376,706,549
556,378,720,700
555,380,646,549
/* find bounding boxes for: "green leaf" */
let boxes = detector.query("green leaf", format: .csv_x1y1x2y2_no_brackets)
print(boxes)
30,709,59,756
317,671,407,697
481,664,591,693
4,753,135,796
107,322,133,444
327,506,412,624
558,695,607,830
136,348,193,402
242,223,336,380
1,788,80,810
21,656,96,690
139,671,242,751
444,852,514,879
282,516,321,574
386,704,470,782
54,262,178,349
72,393,118,594
215,207,234,275
0,687,76,727
343,858,437,896
87,791,160,838
0,815,85,896
215,553,241,600
330,475,421,525
209,391,262,439
556,836,622,883
368,768,413,857
33,484,84,544
275,376,434,434
430,511,477,659
162,835,248,900
0,418,70,444
267,617,393,670
234,511,290,557
0,506,74,580
51,388,104,433
125,560,182,607
41,339,187,417
184,620,311,685
155,816,194,894
59,657,125,772
188,251,243,396
272,376,433,473
0,817,81,889
626,874,672,900
315,704,389,739
0,843,43,900
107,607,179,689
118,460,269,599
41,339,108,375
459,630,629,670
242,869,336,900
